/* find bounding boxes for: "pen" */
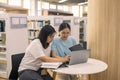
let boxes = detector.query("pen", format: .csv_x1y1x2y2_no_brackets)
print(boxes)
64,52,67,56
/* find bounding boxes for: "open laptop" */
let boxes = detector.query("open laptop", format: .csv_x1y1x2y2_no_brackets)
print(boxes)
69,49,90,65
59,49,90,67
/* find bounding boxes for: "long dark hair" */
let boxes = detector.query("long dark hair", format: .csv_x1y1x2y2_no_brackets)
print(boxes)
58,22,71,32
38,25,56,49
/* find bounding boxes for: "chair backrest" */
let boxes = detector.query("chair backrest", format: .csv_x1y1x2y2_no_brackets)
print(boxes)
9,53,25,80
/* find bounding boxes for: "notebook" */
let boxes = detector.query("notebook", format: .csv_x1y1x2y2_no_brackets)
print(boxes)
41,62,62,69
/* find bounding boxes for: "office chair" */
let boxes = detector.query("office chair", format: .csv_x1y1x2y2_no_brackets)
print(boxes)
9,53,25,80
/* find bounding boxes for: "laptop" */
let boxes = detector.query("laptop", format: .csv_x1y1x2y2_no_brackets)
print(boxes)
59,49,90,67
69,50,90,65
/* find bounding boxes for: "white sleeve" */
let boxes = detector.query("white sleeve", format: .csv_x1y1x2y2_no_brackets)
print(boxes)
26,40,45,59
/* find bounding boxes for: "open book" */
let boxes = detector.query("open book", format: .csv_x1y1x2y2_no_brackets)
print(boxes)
41,62,63,69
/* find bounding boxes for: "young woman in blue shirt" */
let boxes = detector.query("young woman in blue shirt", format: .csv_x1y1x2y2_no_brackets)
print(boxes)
51,23,77,80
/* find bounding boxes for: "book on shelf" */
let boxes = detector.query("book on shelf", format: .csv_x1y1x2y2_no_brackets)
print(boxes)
41,62,62,69
0,47,6,52
0,71,7,78
0,20,5,32
37,20,50,28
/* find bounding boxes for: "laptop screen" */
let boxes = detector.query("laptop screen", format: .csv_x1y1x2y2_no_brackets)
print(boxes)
69,44,84,51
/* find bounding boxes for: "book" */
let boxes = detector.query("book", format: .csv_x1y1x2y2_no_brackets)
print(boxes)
41,62,62,69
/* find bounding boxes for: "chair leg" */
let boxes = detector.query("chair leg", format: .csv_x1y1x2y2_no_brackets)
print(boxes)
47,69,57,80
53,72,57,80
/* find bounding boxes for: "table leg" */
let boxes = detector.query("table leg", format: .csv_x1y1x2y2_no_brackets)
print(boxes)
88,75,91,80
80,74,90,80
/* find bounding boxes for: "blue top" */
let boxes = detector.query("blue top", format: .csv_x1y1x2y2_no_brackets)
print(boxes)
51,36,76,57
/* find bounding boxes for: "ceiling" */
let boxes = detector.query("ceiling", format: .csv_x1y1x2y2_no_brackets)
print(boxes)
41,0,88,5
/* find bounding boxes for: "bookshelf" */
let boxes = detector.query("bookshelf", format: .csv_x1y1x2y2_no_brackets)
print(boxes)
27,16,51,43
0,19,7,78
79,17,87,46
0,13,28,79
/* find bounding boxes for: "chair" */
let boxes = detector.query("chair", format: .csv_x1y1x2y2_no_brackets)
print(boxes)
9,53,25,80
9,53,54,80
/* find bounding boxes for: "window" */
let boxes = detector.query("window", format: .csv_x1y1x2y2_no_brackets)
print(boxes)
42,2,49,9
50,4,56,10
23,0,31,16
30,0,35,16
57,5,63,10
84,6,88,13
38,1,42,16
80,6,83,17
80,5,88,17
8,0,21,6
72,6,79,16
0,0,7,3
38,1,41,10
63,5,69,11
23,0,30,9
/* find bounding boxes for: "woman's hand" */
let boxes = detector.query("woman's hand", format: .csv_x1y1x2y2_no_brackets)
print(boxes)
62,55,71,62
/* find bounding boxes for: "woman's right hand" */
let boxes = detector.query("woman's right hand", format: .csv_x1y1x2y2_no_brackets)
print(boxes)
62,55,71,62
